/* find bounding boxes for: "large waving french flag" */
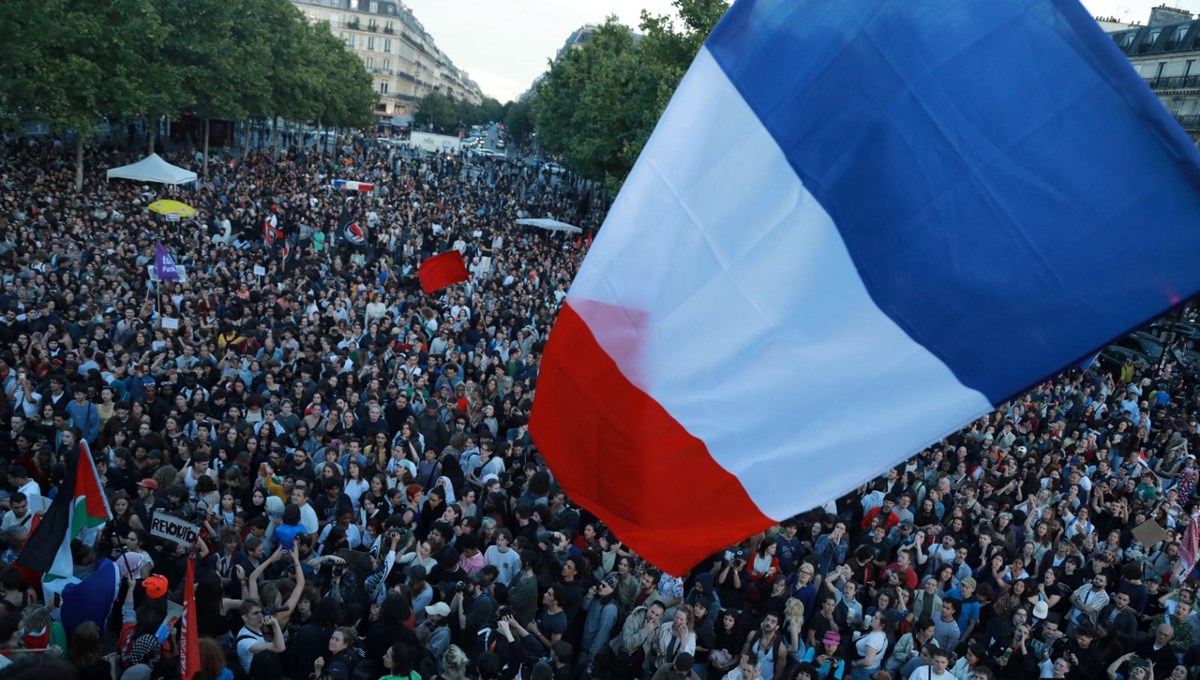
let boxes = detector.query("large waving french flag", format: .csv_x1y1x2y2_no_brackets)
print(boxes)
530,0,1200,575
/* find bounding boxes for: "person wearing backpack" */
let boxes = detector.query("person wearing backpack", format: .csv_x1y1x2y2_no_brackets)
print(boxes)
311,627,359,680
234,599,286,679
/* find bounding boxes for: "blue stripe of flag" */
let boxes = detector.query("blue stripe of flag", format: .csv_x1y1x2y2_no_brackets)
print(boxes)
705,0,1200,403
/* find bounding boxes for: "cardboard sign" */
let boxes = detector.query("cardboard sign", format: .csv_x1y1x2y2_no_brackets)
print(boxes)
253,265,267,277
1131,519,1169,550
150,511,200,548
165,213,180,222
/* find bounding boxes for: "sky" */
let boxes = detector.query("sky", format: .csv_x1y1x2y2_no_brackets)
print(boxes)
401,0,1200,103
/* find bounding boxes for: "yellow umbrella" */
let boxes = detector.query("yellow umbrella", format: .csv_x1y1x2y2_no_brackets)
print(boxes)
147,199,197,217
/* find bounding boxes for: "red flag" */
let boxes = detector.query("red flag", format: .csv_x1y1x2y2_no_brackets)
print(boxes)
181,558,199,680
418,251,469,294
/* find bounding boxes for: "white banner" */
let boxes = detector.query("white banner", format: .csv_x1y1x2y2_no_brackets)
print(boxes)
150,511,199,548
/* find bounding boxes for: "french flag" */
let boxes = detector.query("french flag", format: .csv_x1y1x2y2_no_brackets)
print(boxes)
333,179,375,192
531,0,1200,574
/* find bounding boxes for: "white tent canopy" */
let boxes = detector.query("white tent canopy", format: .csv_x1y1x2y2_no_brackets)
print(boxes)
516,218,582,234
106,153,198,185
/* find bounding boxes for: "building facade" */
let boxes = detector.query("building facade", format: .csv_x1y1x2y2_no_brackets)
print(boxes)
1109,8,1200,141
291,0,482,116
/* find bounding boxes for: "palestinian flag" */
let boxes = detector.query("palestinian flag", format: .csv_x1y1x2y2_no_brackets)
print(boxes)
16,444,112,588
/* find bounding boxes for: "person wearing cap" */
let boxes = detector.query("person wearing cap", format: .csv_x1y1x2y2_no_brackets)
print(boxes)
860,496,899,533
581,574,621,675
803,629,847,679
417,601,452,671
133,478,160,529
404,564,433,620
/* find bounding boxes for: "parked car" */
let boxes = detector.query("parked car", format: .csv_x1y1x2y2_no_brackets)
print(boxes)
1096,345,1151,374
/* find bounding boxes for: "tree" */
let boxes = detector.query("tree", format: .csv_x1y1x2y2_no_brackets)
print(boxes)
532,0,728,190
535,18,675,187
37,0,170,190
503,98,534,147
414,91,458,131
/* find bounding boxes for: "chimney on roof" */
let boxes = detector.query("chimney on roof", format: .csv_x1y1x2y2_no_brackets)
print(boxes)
1149,5,1193,26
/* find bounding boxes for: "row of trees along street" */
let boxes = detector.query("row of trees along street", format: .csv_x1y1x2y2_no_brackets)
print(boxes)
0,0,378,190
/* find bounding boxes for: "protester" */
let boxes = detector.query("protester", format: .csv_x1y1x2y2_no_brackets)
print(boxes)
0,130,1199,680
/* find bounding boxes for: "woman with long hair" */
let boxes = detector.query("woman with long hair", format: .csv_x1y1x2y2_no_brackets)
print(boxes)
343,460,369,512
710,609,744,678
781,597,808,665
67,621,109,680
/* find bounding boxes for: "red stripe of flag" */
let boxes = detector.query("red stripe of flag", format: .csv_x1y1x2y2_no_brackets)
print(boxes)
529,300,773,575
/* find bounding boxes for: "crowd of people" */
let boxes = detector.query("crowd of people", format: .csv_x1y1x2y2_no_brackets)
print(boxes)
0,130,1197,680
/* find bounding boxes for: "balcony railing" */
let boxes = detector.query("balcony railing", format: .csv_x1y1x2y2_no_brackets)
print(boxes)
367,24,378,32
347,19,360,30
1146,74,1200,90
1175,114,1200,129
384,26,394,34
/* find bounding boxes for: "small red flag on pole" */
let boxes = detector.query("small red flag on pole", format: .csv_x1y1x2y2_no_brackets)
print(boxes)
418,250,470,294
181,557,199,680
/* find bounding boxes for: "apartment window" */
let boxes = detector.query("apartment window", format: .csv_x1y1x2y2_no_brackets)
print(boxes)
1157,61,1167,78
383,39,392,53
1167,24,1190,50
369,2,378,11
366,56,374,69
1141,28,1162,54
344,34,354,48
380,82,389,94
366,37,375,51
382,59,391,72
329,13,340,27
1187,59,1196,77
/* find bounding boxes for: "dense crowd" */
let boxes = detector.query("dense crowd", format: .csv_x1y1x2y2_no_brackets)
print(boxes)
0,132,1197,680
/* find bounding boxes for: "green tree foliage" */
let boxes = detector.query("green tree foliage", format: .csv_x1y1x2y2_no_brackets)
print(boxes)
413,91,458,130
0,0,378,187
503,99,534,147
533,0,728,189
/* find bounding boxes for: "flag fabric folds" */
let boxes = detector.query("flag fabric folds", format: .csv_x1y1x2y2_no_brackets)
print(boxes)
530,0,1200,574
1180,514,1199,579
17,445,112,582
181,558,199,680
262,215,282,248
418,251,470,294
333,179,375,192
153,243,181,281
60,558,119,638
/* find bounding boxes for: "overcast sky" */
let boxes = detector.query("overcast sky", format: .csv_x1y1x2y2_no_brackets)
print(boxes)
401,0,1198,103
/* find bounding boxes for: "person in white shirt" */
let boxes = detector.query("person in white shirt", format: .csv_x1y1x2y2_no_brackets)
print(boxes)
0,492,33,532
908,649,954,680
291,485,320,534
484,528,521,586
